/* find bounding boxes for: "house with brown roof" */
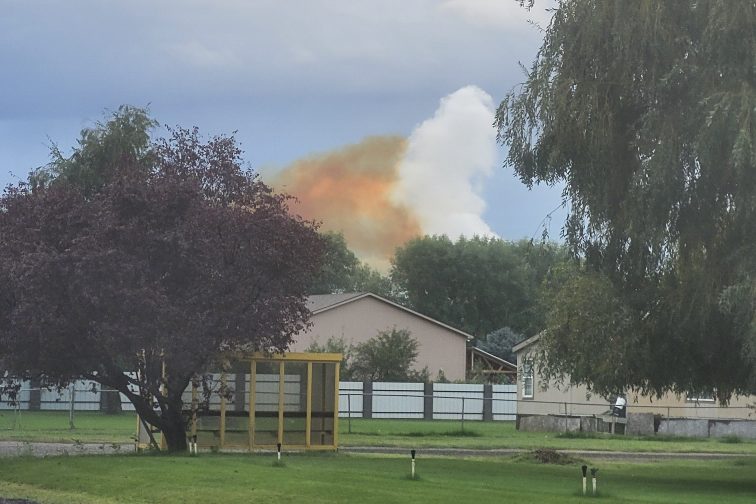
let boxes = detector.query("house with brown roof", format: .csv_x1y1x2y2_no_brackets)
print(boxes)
287,292,472,381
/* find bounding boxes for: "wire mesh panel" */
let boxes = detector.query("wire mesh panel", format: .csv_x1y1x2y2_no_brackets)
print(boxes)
145,352,343,452
309,362,336,446
223,360,251,448
282,362,307,445
192,369,223,450
253,361,281,446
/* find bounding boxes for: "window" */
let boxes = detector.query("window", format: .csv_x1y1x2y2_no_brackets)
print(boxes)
522,359,533,399
686,391,715,403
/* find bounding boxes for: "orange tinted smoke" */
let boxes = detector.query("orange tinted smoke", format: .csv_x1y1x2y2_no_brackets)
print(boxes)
270,135,421,266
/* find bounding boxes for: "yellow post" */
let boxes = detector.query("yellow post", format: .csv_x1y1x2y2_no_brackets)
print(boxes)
333,362,340,449
306,362,312,447
135,414,142,451
249,360,256,451
278,361,285,445
220,366,227,450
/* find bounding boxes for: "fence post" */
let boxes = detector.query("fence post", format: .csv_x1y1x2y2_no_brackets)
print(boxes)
69,384,76,429
362,381,373,420
235,365,247,413
423,382,433,421
564,402,568,433
483,384,493,422
100,386,123,414
347,393,352,434
28,378,41,412
461,396,465,432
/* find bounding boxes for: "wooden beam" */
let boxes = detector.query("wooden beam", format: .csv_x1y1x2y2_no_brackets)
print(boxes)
306,362,312,448
249,360,256,451
333,362,340,449
220,366,227,450
277,361,285,445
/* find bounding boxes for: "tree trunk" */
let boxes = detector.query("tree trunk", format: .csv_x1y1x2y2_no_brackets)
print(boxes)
100,390,123,414
101,375,191,452
161,422,188,452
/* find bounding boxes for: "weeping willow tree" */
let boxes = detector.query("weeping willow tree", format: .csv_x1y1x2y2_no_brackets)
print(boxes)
496,0,756,401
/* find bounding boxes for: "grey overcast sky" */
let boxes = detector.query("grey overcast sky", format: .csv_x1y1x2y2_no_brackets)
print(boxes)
0,0,566,253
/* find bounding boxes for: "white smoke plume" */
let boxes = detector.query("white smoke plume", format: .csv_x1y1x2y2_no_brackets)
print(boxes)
268,85,498,269
392,85,497,239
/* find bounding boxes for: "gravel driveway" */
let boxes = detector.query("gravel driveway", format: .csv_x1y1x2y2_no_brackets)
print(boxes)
340,446,753,461
0,441,747,462
0,441,135,457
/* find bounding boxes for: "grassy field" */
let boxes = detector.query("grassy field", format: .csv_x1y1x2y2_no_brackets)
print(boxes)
0,452,755,503
3,412,756,454
1,413,755,503
339,418,756,453
0,411,137,444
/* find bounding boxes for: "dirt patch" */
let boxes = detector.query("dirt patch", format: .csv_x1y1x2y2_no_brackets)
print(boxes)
516,449,582,465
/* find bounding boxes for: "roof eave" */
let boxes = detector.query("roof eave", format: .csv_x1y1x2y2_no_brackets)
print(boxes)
310,292,472,341
512,332,542,354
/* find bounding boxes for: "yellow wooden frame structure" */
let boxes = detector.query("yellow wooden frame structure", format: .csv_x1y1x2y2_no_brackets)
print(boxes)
136,352,341,452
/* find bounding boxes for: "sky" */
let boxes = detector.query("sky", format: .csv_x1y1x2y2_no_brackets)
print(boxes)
0,0,567,268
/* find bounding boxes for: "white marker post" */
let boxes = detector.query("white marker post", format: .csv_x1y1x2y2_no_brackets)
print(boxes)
411,449,416,478
192,435,198,455
581,465,587,495
591,468,598,495
277,442,282,463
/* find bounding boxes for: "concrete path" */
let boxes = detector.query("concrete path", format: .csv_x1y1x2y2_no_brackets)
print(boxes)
0,441,750,462
0,441,135,457
340,446,753,461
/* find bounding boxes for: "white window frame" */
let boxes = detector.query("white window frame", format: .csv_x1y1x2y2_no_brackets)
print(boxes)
522,359,534,399
686,391,715,403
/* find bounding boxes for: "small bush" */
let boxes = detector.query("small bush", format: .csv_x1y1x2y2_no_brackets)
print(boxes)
513,449,583,465
719,435,743,444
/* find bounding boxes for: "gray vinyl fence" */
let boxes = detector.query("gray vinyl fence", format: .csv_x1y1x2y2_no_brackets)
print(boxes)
1,379,517,422
339,382,517,421
0,379,139,412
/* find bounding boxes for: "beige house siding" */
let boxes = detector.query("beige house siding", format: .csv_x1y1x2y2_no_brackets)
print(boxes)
288,294,470,381
516,346,608,417
629,393,755,420
514,336,756,420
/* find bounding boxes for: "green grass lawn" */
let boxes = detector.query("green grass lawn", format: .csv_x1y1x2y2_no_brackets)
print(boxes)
0,452,755,503
339,418,756,454
0,411,138,444
2,413,756,455
1,413,755,503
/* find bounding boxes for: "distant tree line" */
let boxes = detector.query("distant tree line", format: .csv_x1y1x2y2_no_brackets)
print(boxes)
310,232,569,364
